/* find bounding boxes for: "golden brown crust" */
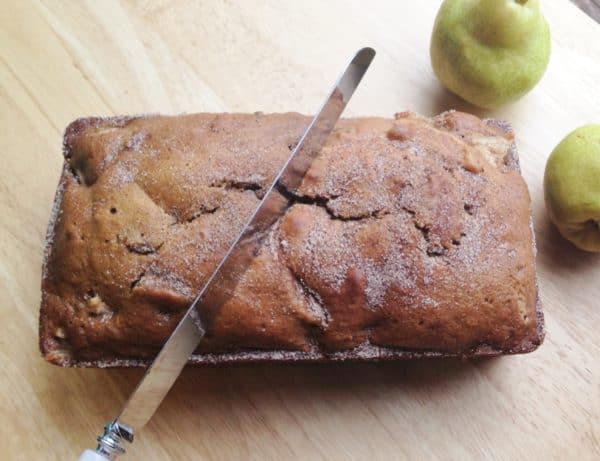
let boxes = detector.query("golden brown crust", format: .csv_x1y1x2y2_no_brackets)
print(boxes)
40,111,543,367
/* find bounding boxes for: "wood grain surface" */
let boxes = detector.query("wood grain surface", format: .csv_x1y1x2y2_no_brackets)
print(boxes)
1,1,599,460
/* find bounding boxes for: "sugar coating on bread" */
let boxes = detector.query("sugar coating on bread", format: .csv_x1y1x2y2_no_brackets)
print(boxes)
39,110,543,367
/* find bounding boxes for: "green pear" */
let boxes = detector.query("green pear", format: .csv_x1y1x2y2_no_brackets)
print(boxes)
544,125,600,252
430,0,551,109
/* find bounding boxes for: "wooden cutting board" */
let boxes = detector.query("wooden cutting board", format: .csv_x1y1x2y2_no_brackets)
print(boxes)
1,1,599,459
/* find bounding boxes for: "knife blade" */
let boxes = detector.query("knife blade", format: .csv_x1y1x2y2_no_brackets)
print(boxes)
80,46,375,461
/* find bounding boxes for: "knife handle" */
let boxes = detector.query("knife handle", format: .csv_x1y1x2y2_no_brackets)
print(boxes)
80,421,133,460
79,450,110,461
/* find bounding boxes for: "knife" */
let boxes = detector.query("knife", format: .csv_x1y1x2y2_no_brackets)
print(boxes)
79,47,375,461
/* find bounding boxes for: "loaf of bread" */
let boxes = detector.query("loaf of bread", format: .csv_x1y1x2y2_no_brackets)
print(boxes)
40,110,544,367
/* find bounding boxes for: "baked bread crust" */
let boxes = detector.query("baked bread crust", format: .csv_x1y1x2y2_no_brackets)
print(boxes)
40,110,544,367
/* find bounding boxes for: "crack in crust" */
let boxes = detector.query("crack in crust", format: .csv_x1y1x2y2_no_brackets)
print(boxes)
277,185,390,222
209,178,264,198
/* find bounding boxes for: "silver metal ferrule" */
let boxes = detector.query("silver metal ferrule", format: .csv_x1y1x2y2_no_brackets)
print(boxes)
95,421,134,460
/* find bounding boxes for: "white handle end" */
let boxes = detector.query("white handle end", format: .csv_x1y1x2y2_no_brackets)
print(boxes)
79,449,111,461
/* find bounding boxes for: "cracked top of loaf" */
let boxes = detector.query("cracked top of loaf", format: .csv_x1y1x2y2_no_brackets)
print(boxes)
40,110,543,367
